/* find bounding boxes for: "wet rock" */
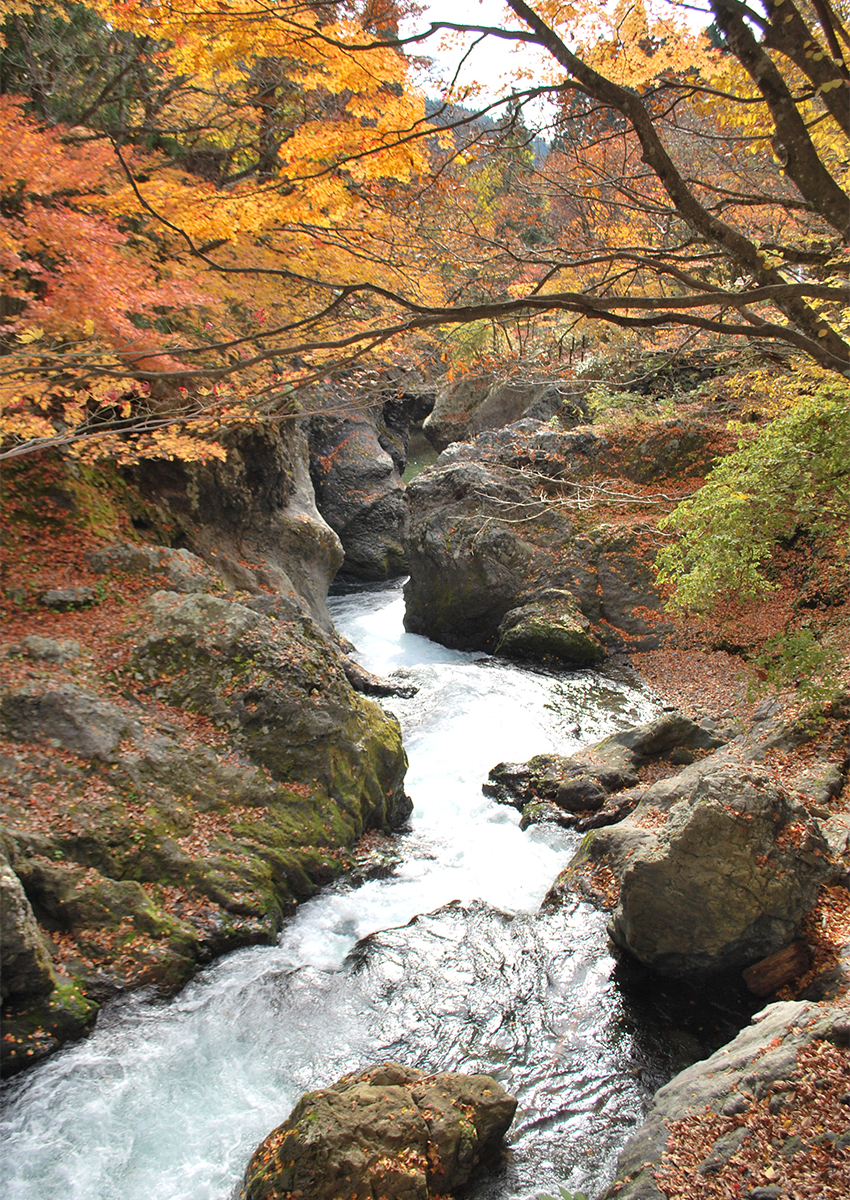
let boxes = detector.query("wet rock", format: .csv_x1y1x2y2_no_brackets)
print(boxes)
0,687,143,761
86,542,224,593
241,1061,517,1200
487,712,723,825
342,657,420,698
574,763,833,978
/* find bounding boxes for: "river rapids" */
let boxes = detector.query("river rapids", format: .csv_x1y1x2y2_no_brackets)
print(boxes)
1,580,745,1200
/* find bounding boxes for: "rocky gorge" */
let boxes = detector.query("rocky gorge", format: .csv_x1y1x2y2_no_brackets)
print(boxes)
2,375,849,1200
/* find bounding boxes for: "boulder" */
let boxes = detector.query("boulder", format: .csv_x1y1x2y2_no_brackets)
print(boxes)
241,1061,517,1200
17,635,81,665
569,762,833,978
86,542,224,593
404,433,659,656
39,587,96,610
486,711,724,826
495,590,605,667
422,373,587,451
132,591,412,835
404,416,728,655
0,687,143,760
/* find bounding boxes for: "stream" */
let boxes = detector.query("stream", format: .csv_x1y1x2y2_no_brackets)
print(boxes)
1,580,743,1200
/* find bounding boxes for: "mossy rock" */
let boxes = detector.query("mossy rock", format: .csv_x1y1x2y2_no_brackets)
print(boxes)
495,593,606,666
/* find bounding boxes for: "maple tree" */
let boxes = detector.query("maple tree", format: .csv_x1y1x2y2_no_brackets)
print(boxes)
1,0,849,463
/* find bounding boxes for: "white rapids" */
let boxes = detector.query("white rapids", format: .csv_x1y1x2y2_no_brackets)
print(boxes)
1,580,664,1200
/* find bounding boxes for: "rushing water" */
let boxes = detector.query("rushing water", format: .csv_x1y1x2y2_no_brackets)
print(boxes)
3,580,690,1200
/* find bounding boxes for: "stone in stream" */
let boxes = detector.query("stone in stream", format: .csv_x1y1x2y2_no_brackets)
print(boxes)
241,1061,517,1200
485,711,724,829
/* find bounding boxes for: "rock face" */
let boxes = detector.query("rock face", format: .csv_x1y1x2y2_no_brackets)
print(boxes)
404,418,723,658
565,759,833,978
241,1062,517,1200
603,1000,850,1200
133,591,411,835
132,424,343,629
308,411,407,580
0,850,58,1002
307,392,433,580
422,373,587,451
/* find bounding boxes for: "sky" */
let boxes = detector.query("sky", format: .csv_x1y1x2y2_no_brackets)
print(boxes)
399,1,553,108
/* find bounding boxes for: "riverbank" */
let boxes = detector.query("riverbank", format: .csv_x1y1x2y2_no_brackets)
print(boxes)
0,453,410,1075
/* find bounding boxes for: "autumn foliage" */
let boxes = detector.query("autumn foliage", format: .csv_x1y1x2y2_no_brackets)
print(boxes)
1,0,849,463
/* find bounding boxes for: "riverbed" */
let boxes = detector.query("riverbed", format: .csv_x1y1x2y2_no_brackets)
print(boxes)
2,580,733,1200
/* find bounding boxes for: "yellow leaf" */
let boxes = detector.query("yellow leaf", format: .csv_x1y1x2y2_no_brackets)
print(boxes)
16,327,45,344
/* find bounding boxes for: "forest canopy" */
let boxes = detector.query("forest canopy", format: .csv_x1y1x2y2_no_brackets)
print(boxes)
0,0,848,465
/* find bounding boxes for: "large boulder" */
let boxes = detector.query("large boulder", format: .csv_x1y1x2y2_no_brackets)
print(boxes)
1,687,144,761
133,592,412,836
241,1062,517,1200
404,416,728,657
404,424,666,657
85,542,224,594
565,761,833,978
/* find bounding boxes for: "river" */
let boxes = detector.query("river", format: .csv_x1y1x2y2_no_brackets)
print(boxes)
1,580,735,1200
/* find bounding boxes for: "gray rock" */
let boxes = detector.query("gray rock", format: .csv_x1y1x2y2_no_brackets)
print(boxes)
133,591,411,834
596,764,834,977
18,635,81,664
0,852,57,1001
422,373,587,451
495,590,605,667
13,860,164,934
308,408,409,580
791,762,845,807
0,687,143,760
487,712,724,823
131,424,343,630
241,1061,517,1200
146,590,261,649
86,543,224,593
39,587,95,610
